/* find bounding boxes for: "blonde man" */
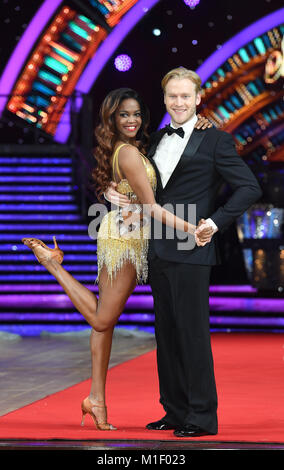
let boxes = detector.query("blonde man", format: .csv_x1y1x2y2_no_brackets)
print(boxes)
106,67,262,437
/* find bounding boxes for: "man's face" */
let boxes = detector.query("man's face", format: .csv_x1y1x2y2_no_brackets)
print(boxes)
164,78,201,127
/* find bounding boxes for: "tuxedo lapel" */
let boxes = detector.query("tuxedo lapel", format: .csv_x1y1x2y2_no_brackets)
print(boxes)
164,129,207,190
147,129,165,193
147,129,165,158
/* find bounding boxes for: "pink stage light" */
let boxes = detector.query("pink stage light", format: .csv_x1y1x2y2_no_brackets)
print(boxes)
184,0,200,7
114,54,132,72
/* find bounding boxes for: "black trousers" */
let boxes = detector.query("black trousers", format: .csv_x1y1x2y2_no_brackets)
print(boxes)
148,256,218,434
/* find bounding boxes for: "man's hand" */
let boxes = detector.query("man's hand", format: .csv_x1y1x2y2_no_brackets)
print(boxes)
104,181,131,207
195,114,213,130
195,219,214,246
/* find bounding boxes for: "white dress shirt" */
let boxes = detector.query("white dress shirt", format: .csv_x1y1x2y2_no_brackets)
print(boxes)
153,114,198,188
153,114,218,233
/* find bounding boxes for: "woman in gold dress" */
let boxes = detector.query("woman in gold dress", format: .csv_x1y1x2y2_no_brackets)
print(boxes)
22,88,213,431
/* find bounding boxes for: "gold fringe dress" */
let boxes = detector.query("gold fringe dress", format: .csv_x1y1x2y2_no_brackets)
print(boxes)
96,144,157,284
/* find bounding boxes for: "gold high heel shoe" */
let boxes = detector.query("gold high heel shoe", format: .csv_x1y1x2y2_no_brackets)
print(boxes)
81,397,116,431
22,236,64,265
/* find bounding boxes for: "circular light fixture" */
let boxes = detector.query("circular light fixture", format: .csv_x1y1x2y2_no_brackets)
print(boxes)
153,28,161,36
183,0,200,7
114,54,132,72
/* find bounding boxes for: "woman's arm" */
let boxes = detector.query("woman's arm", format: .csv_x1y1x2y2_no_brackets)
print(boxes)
118,145,195,235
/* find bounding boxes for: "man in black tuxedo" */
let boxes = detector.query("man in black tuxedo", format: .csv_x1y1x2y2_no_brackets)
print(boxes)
106,67,262,437
144,67,262,437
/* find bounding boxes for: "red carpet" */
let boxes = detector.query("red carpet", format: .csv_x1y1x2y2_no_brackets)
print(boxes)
1,333,284,442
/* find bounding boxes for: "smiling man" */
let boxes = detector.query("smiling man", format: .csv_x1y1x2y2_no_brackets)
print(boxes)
144,67,262,438
164,72,201,126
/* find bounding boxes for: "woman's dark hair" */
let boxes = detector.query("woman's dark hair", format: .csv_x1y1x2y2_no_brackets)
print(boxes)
92,88,150,202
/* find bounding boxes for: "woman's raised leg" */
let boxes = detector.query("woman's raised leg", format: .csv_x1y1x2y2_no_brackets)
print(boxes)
39,258,136,331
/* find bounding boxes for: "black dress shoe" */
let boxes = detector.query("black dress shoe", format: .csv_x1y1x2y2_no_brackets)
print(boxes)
146,418,178,430
173,424,215,438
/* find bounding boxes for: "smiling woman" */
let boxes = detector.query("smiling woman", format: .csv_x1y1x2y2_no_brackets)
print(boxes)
93,88,150,202
115,99,142,145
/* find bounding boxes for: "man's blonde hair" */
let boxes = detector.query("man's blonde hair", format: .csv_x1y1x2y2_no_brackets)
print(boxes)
161,67,202,94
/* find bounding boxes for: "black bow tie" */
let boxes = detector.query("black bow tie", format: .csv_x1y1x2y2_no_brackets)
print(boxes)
165,124,185,138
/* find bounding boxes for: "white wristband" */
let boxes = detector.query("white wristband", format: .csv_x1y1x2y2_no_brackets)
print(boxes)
206,218,218,233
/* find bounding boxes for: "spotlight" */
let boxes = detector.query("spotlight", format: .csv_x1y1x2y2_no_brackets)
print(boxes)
153,28,161,36
114,54,132,72
183,0,200,7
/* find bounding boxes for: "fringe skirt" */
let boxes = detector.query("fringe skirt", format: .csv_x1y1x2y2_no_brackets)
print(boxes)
96,207,150,285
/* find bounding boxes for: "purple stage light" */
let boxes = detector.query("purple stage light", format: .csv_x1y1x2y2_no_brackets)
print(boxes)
0,274,96,281
114,54,132,72
0,185,73,192
0,284,257,293
2,234,91,241
1,294,284,312
0,214,81,221
210,316,284,327
0,223,87,230
184,0,200,7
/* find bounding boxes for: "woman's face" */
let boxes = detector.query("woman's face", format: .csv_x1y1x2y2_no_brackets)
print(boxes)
115,98,142,141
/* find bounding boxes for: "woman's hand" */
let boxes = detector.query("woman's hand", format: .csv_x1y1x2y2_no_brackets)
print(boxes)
195,219,214,246
104,181,131,207
195,114,213,130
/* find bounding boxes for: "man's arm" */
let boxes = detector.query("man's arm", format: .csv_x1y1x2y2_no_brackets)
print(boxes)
208,132,262,233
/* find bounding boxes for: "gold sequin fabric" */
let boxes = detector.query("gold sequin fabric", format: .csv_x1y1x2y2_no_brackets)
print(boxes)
96,144,157,284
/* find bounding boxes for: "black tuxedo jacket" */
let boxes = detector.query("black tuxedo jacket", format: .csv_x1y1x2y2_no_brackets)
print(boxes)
147,126,262,266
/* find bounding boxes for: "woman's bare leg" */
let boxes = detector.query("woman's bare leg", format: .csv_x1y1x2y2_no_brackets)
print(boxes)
89,327,114,406
87,327,115,427
40,259,136,331
86,263,137,424
42,258,99,326
96,262,137,330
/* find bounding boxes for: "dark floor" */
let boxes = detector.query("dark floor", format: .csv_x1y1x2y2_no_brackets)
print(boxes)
0,439,284,450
